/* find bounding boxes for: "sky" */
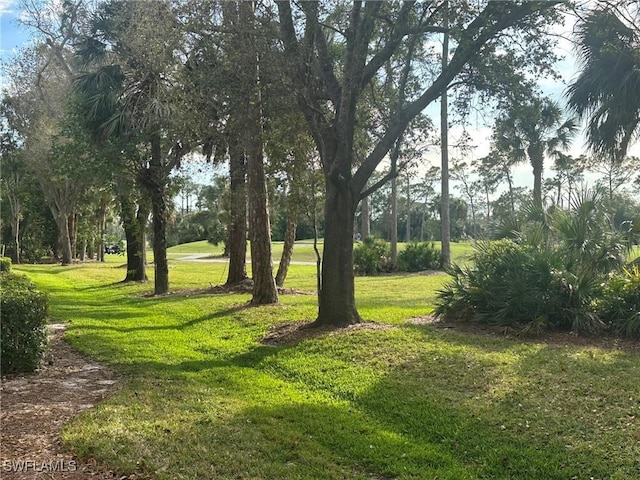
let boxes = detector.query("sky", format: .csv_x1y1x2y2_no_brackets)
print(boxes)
1,1,638,193
0,0,29,64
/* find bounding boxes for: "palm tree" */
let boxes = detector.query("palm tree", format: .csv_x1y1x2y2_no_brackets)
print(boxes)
566,7,640,162
492,97,577,209
74,0,187,294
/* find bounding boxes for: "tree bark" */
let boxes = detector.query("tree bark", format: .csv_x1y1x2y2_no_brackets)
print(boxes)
68,212,77,261
440,1,451,267
316,180,360,326
148,134,169,295
54,211,73,265
97,208,105,262
529,145,544,209
120,193,148,282
390,176,398,266
5,166,22,264
247,144,278,304
10,207,20,264
225,135,248,285
275,198,297,288
406,175,411,243
223,1,249,286
241,0,278,305
361,195,370,239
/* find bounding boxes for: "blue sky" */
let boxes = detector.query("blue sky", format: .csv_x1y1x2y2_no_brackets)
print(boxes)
0,0,31,64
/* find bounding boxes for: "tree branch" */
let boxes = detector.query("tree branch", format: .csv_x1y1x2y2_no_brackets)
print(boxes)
352,1,562,195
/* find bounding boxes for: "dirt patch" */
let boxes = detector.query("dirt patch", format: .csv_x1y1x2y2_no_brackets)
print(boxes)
0,325,141,479
261,320,394,346
407,314,640,352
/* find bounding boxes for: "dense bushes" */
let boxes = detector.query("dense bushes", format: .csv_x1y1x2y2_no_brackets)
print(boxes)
435,192,638,336
597,266,640,337
354,239,443,275
0,257,11,273
398,242,442,272
353,238,393,275
1,272,49,374
434,240,602,333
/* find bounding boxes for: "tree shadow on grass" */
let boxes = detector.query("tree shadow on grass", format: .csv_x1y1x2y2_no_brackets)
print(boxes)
65,320,639,479
83,342,619,480
71,304,250,334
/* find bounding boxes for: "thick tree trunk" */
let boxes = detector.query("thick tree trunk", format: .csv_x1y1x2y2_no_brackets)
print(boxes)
149,134,169,295
529,145,544,209
225,136,248,285
241,0,278,305
316,181,361,327
532,162,543,209
247,148,278,303
54,211,73,265
275,201,297,288
120,194,148,282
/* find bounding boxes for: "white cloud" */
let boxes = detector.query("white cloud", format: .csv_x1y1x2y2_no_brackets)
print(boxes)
0,0,17,15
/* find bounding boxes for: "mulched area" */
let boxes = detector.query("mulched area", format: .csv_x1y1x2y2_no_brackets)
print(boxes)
0,325,142,480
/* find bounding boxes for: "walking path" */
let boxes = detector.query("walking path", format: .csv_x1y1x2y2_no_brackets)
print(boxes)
0,325,132,479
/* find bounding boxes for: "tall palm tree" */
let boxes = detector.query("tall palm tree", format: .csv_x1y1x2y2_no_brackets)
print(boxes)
566,7,640,162
492,97,577,209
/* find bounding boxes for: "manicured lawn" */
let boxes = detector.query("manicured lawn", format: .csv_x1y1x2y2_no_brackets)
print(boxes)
14,259,640,480
165,239,475,265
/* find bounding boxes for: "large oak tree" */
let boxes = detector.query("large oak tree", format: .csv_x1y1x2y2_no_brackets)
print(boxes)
277,0,564,327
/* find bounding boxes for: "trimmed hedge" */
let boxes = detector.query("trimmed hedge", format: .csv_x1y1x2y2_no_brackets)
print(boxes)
1,272,49,374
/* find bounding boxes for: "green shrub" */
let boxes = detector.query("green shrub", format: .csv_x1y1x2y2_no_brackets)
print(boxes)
1,273,49,374
597,266,640,338
0,257,11,273
398,242,442,272
353,237,393,275
434,240,603,334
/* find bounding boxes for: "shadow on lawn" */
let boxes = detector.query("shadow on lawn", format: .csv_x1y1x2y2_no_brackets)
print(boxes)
71,304,250,334
86,332,628,479
63,317,640,479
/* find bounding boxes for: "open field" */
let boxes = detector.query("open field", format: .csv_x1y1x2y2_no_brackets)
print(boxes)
11,256,640,480
164,239,476,265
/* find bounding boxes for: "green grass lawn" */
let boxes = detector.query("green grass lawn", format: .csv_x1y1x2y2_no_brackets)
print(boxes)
14,259,640,480
165,239,476,265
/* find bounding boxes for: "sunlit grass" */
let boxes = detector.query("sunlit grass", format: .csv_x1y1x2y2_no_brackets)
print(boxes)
13,260,640,480
165,239,475,265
